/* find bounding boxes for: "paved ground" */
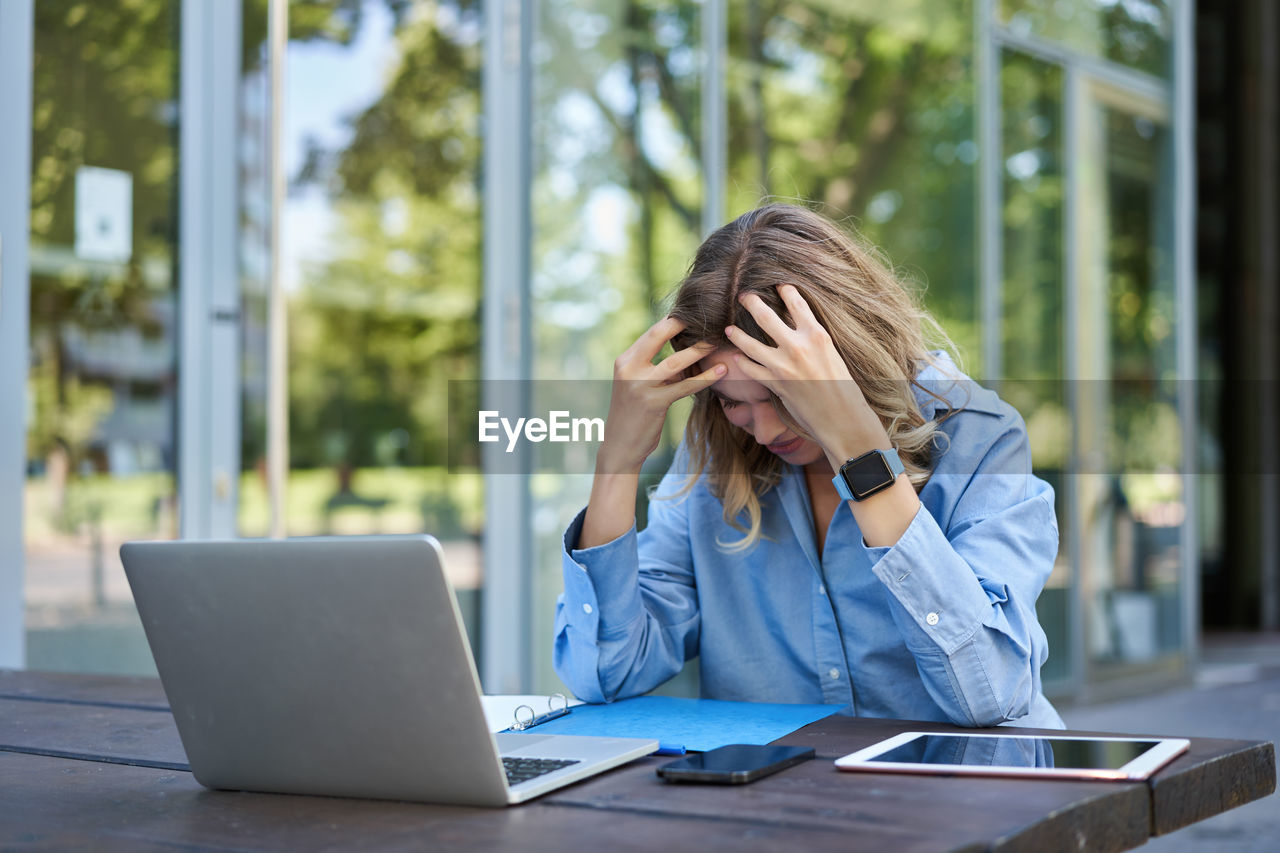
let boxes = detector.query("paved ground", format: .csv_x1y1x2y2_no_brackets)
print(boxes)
1059,632,1280,851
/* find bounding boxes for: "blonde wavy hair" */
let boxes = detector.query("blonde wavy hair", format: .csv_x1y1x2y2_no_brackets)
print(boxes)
668,202,958,551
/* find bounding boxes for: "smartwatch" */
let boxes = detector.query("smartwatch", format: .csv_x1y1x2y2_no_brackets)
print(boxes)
832,448,905,502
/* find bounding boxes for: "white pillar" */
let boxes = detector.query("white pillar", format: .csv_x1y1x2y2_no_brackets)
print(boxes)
179,0,243,540
0,0,35,668
481,0,534,693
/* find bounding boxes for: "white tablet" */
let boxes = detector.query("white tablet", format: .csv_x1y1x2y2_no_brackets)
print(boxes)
835,731,1189,781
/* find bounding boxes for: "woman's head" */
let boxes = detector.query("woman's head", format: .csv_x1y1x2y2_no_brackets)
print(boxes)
670,203,930,391
696,345,827,466
665,202,953,549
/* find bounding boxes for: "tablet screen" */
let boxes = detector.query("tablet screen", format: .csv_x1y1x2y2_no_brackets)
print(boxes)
866,734,1163,771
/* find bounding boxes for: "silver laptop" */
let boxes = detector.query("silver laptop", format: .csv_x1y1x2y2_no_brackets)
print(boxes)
121,535,656,806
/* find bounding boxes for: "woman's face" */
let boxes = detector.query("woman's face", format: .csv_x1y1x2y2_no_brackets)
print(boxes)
699,348,825,466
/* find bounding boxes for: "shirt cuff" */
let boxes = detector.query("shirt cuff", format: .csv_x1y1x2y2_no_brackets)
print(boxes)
863,503,992,655
561,506,645,637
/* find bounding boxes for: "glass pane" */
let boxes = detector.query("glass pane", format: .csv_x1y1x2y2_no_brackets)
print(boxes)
726,0,980,370
25,0,180,674
531,0,704,693
999,0,1171,79
999,51,1071,684
1078,95,1180,671
254,1,485,652
239,0,270,536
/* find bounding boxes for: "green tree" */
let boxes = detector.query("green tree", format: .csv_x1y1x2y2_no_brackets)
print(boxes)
26,0,380,510
724,0,980,364
27,0,180,528
281,1,483,470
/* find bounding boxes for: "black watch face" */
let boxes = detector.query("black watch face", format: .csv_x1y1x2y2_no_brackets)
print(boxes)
844,453,893,500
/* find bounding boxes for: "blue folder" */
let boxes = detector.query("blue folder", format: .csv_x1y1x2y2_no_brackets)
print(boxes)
522,696,844,752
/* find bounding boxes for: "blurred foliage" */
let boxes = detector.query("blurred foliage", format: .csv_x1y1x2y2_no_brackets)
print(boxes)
724,0,980,367
23,0,1179,484
999,0,1170,77
1000,52,1063,385
241,0,419,68
999,51,1068,478
524,0,986,471
1100,106,1178,485
276,0,1177,478
531,0,705,384
29,1,177,257
275,1,483,469
237,466,483,539
26,0,180,526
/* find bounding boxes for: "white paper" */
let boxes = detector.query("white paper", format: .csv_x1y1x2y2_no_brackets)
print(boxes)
481,694,582,733
75,166,133,263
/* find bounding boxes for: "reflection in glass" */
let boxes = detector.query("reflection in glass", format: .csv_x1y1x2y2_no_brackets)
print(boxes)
24,0,180,675
1000,0,1171,78
239,0,271,541
870,734,1161,771
531,0,704,692
1078,95,1180,669
999,51,1070,683
727,0,980,368
870,734,1048,768
243,1,486,652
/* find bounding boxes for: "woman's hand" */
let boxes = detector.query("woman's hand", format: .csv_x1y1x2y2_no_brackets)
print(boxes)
581,318,722,550
596,317,724,476
727,284,887,467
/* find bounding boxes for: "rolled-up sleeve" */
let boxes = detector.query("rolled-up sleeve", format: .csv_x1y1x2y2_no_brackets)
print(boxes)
863,415,1058,728
553,458,701,702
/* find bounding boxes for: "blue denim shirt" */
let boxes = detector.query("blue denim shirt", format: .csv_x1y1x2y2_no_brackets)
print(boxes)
554,361,1065,729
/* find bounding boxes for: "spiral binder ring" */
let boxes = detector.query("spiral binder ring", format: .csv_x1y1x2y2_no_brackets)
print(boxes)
509,693,572,731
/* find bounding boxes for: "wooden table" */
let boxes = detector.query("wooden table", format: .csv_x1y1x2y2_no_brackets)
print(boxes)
0,670,1273,852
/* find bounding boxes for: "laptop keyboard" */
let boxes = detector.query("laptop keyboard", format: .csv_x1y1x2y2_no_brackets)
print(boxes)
502,756,580,786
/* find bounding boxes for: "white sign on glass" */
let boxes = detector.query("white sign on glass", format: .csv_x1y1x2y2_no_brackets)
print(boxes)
75,166,133,263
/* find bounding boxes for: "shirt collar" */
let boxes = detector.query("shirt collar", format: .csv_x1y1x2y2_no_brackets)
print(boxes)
912,351,1004,420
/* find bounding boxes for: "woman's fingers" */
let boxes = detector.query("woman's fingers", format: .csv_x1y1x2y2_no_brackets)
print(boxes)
665,362,727,402
731,351,774,386
621,316,686,366
737,291,795,340
776,283,822,330
657,340,717,379
723,322,777,366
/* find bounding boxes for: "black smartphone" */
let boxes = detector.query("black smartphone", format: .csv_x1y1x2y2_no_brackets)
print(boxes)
656,744,815,784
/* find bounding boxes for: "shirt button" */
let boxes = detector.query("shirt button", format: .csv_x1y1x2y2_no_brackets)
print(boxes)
583,603,594,615
926,611,939,626
818,585,826,596
828,668,840,680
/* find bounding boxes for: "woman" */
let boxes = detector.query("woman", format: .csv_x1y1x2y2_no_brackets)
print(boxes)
553,203,1063,728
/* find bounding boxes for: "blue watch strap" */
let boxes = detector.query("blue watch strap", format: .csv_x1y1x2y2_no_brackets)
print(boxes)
832,470,854,501
831,447,904,502
883,447,906,477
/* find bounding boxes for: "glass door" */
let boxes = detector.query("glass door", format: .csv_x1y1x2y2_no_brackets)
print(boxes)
529,0,706,693
999,50,1071,686
23,1,181,674
1071,76,1183,682
250,0,486,658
